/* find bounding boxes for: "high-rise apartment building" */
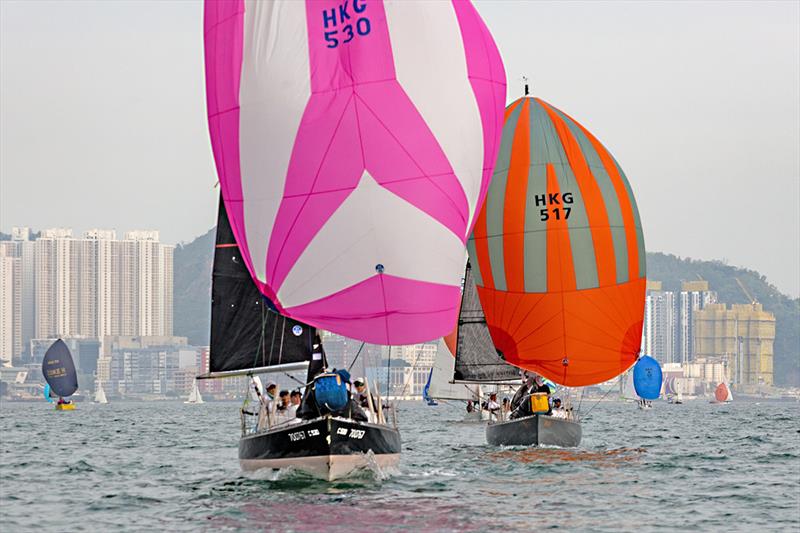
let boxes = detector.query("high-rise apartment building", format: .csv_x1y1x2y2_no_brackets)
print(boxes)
642,281,677,364
0,245,22,364
8,227,174,347
678,281,717,365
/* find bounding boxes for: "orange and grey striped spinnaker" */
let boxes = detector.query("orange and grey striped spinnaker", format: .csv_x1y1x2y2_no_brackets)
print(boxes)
467,96,646,387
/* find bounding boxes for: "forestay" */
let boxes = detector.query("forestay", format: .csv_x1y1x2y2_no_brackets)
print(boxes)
204,0,506,345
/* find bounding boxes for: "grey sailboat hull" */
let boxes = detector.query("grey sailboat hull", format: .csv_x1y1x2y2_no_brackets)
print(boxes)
486,414,582,447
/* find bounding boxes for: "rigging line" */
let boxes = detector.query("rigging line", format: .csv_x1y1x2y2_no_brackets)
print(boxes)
385,346,392,399
581,383,617,419
346,342,367,373
252,297,268,370
398,345,429,398
282,372,306,387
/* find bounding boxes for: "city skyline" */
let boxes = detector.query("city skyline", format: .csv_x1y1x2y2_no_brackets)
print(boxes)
0,227,174,364
1,1,798,297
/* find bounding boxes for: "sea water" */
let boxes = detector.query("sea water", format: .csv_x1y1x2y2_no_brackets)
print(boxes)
1,400,798,531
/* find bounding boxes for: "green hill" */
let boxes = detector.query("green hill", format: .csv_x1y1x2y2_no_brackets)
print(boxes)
647,253,799,386
172,233,800,387
173,228,214,347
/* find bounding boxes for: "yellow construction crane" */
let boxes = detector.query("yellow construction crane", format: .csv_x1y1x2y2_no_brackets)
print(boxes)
735,277,757,304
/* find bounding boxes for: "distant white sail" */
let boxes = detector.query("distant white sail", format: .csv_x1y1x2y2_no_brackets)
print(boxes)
94,382,108,404
621,372,637,401
185,380,204,404
427,341,479,402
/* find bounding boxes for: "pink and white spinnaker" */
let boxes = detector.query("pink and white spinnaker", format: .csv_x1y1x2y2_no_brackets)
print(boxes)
204,0,506,344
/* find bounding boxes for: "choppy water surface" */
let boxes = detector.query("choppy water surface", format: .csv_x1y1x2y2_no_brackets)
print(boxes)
1,400,798,531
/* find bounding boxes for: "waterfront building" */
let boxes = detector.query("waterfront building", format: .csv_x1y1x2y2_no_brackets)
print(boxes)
694,302,775,389
396,343,438,368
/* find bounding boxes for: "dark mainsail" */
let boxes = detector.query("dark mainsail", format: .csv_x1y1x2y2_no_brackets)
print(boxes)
42,340,79,397
208,198,315,374
453,262,521,383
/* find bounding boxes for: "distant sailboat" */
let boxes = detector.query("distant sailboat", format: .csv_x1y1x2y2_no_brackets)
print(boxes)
94,381,108,404
425,338,483,416
620,372,637,402
42,339,79,411
185,380,204,404
711,382,733,403
633,355,662,410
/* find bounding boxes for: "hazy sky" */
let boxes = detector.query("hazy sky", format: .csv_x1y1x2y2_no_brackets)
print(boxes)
1,1,798,296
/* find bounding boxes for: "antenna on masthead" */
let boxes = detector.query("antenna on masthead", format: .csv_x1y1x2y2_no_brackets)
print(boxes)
522,76,530,96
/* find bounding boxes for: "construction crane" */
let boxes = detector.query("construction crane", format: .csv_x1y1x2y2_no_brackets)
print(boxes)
735,277,757,305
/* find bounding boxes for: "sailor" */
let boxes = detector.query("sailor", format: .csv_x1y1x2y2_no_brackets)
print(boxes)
265,382,278,408
277,390,290,412
486,392,501,420
551,398,566,418
466,401,475,413
288,390,302,417
532,376,551,396
353,378,374,409
502,397,511,414
510,372,534,411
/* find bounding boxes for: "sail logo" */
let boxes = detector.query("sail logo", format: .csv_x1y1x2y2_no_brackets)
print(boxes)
322,0,371,48
534,192,574,221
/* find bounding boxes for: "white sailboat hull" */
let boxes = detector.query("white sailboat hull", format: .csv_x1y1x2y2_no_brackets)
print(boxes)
240,453,401,481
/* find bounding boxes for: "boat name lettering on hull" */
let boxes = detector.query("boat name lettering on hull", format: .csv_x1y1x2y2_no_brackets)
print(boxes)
337,428,348,435
348,429,365,439
308,429,320,436
288,431,306,442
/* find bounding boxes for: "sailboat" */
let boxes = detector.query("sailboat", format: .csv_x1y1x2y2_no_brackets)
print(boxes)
711,382,733,403
197,199,401,480
633,355,662,410
94,381,108,404
424,338,485,418
463,91,647,447
42,339,79,411
185,380,204,404
422,371,438,406
620,372,637,402
202,0,506,479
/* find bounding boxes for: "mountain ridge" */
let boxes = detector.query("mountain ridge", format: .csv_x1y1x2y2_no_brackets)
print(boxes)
170,231,799,387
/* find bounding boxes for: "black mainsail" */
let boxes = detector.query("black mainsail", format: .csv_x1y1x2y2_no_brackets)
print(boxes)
453,262,520,383
204,198,315,377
